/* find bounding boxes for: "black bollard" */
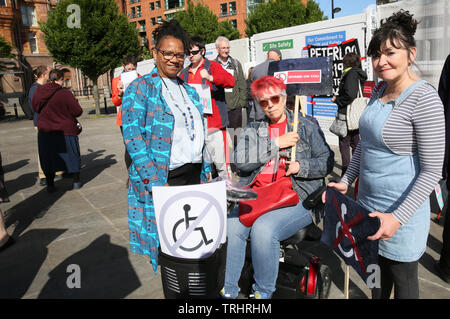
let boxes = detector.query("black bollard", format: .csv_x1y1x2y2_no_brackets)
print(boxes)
13,103,18,118
104,97,108,114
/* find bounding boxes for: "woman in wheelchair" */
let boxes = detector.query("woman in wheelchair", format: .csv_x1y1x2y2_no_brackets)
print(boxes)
221,76,334,299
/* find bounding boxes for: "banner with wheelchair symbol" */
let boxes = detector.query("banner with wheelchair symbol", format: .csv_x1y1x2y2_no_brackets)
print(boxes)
153,181,227,259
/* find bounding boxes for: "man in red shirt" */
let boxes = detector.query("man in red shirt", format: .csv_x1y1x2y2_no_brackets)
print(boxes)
112,56,139,171
180,36,235,180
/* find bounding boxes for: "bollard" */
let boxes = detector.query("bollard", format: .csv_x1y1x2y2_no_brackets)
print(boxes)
104,97,108,114
13,103,18,118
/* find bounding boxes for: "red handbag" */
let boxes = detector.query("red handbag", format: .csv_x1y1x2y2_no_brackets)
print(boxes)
238,157,299,227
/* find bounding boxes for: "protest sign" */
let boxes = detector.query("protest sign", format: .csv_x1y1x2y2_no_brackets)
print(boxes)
120,70,138,91
267,57,333,96
153,181,227,259
321,187,380,283
189,83,213,114
306,38,361,96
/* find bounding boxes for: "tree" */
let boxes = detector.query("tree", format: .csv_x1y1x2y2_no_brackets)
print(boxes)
174,0,240,44
0,37,14,71
40,0,141,115
245,0,326,37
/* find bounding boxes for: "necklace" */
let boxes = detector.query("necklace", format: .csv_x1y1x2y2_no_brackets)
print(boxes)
161,77,196,141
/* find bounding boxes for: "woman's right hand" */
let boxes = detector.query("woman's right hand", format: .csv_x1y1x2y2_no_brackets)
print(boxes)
321,181,348,203
276,132,299,149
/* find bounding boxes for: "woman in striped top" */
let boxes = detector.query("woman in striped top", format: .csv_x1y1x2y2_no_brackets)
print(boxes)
325,10,445,298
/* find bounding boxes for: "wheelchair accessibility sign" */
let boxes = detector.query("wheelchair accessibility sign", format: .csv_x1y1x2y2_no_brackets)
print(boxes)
153,181,227,259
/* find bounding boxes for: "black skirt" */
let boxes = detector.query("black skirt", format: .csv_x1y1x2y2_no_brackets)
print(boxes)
167,163,202,186
38,132,81,174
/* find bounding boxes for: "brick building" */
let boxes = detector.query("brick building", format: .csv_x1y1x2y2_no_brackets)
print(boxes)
125,0,308,48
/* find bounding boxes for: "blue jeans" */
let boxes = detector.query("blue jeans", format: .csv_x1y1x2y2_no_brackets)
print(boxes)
224,202,312,298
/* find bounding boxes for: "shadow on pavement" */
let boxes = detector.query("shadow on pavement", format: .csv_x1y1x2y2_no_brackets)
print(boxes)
37,234,141,298
0,228,67,298
4,149,117,238
5,172,38,198
3,159,30,174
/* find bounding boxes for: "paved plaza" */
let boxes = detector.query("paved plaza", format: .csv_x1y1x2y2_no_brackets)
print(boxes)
0,108,449,299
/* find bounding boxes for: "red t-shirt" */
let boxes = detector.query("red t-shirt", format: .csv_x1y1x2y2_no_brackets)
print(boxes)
252,118,288,188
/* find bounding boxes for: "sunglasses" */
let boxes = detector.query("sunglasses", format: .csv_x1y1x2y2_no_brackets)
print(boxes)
258,95,282,108
188,49,202,56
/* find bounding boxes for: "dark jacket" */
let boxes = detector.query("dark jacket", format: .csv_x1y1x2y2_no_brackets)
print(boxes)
32,82,83,136
28,82,40,126
438,54,450,181
234,108,334,207
335,67,368,115
215,56,247,111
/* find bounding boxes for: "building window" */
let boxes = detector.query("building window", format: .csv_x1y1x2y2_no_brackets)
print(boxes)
157,16,162,24
136,5,142,17
28,32,38,53
156,1,161,9
65,79,72,89
131,6,136,18
231,19,237,28
165,0,184,11
229,2,236,16
220,3,227,17
21,6,38,26
151,17,156,25
150,2,154,10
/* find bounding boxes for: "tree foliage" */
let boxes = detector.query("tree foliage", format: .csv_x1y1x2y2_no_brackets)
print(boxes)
41,0,140,79
40,0,141,114
245,0,326,37
174,0,240,44
0,37,14,70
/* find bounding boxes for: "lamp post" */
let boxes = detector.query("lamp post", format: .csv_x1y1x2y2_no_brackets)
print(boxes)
332,0,341,18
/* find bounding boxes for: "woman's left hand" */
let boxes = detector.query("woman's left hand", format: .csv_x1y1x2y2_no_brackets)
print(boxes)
285,161,300,176
367,212,401,241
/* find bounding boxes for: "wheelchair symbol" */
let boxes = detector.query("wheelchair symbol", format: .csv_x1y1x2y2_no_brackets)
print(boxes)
158,190,226,258
172,204,213,252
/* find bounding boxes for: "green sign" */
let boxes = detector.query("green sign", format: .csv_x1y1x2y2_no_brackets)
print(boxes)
262,39,293,52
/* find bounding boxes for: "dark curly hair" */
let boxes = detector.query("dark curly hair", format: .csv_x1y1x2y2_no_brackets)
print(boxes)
367,10,419,59
153,19,190,53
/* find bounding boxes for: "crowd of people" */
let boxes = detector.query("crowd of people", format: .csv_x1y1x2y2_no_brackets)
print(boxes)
0,9,449,299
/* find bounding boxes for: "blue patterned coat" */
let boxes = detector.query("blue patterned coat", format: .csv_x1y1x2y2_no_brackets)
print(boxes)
121,67,211,273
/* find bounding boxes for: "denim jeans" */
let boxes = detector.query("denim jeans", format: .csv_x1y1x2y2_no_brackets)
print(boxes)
224,202,312,298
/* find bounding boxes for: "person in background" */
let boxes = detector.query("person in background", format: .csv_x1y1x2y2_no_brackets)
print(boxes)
332,52,367,176
121,20,211,273
0,152,9,203
249,48,282,122
323,10,445,298
436,53,450,284
215,36,247,147
28,65,64,186
32,69,83,192
180,36,235,180
112,55,140,172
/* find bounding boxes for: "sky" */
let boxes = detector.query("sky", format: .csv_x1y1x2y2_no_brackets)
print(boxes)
315,0,377,19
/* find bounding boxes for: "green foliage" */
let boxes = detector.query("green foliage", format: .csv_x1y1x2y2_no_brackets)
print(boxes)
141,46,153,60
0,36,13,71
40,0,141,80
174,0,240,44
245,0,326,37
0,37,13,59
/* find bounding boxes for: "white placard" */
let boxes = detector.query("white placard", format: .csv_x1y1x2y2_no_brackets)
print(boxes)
224,69,234,93
120,70,138,91
153,181,227,259
189,83,213,115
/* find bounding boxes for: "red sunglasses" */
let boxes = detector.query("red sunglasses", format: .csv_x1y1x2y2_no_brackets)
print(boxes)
258,95,281,108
